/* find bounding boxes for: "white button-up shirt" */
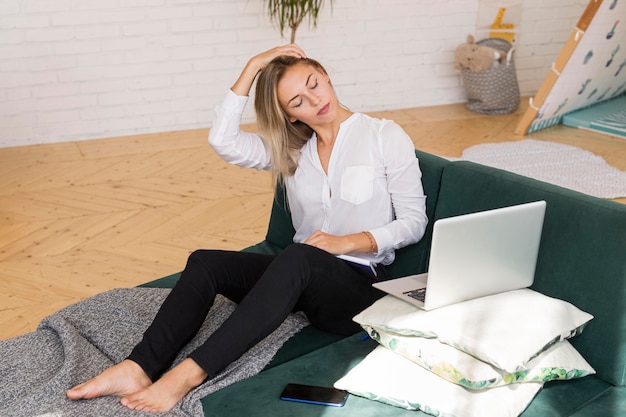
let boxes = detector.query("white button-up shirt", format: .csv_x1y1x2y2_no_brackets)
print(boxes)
209,90,427,265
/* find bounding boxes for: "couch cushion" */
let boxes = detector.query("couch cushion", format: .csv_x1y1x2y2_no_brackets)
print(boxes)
569,386,626,417
521,376,613,417
434,160,626,386
201,334,432,417
265,326,345,370
138,271,181,289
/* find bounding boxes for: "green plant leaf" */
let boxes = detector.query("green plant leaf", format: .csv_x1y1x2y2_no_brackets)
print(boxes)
266,0,333,42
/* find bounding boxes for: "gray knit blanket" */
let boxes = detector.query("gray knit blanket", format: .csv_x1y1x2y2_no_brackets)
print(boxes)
0,288,309,417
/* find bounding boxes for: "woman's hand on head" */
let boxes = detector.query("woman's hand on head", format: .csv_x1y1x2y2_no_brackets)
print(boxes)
251,44,307,72
231,44,307,96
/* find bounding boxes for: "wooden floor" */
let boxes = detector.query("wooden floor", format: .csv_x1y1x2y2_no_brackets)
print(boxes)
1,98,625,341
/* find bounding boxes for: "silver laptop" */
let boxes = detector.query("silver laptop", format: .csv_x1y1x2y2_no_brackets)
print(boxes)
373,201,546,310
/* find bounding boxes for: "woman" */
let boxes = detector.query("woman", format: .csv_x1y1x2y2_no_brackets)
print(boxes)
67,44,427,412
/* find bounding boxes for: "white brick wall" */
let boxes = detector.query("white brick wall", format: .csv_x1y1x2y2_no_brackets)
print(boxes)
0,0,588,147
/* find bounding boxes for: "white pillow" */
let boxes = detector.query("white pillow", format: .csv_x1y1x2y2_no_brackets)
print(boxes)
335,345,543,417
364,325,595,389
353,289,593,372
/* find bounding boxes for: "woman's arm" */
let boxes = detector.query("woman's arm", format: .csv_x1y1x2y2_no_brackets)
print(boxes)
208,45,307,170
368,121,428,254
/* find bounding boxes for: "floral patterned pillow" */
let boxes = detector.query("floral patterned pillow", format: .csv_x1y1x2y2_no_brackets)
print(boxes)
363,325,595,389
353,289,593,372
335,345,543,417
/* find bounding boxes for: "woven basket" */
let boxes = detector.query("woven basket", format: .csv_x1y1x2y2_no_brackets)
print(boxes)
460,38,520,115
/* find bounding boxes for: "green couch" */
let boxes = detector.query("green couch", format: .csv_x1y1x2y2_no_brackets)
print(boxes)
143,149,626,416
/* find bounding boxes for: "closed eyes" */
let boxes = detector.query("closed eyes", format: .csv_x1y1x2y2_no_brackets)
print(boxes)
292,79,319,108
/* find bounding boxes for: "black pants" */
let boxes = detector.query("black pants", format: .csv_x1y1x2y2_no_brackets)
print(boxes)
127,243,386,381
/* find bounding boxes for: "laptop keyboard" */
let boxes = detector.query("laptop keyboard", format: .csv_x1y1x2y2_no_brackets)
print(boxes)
403,288,426,302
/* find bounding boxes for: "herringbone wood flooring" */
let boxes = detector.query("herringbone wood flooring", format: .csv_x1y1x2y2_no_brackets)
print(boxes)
1,99,624,340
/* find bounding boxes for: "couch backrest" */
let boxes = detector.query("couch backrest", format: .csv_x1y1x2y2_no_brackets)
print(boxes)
263,149,450,278
264,185,296,252
434,161,626,387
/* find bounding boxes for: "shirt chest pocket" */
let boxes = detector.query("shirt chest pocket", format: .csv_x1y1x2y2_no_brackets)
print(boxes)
341,165,375,205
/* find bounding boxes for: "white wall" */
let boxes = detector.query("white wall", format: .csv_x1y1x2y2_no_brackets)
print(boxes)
0,0,588,147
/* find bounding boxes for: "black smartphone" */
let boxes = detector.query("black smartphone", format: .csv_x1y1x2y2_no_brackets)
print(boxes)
280,383,349,407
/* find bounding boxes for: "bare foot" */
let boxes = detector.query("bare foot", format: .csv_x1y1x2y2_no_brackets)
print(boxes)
67,359,152,400
121,358,207,412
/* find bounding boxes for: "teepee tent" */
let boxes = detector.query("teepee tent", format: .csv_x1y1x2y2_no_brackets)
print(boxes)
516,0,626,137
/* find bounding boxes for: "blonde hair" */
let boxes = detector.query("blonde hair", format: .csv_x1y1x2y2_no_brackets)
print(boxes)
254,56,328,185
